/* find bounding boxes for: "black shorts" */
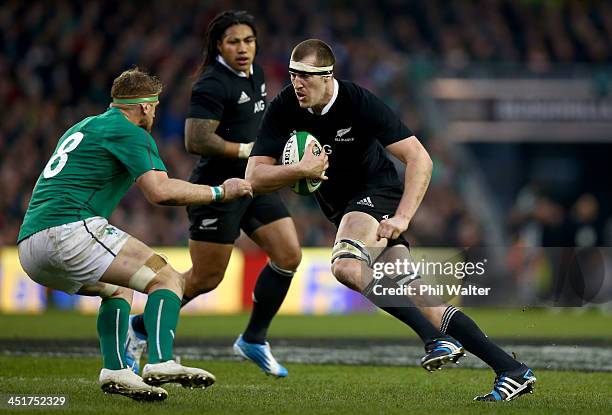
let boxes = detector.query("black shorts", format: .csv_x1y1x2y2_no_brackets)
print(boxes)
336,187,410,248
188,192,290,244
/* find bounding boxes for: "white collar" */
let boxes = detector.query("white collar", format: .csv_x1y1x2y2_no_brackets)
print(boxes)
308,79,338,115
216,55,253,77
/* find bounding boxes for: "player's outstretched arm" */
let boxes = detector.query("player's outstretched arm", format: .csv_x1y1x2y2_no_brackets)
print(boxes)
245,156,302,193
246,142,328,193
185,118,253,159
137,170,252,205
377,136,432,240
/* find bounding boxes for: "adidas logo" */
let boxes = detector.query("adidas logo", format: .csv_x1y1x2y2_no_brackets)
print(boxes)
356,197,374,207
237,91,251,104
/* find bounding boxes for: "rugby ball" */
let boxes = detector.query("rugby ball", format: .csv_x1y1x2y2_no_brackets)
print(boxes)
282,131,323,195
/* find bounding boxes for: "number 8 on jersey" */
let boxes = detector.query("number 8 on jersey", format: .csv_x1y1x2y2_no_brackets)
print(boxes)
43,132,85,178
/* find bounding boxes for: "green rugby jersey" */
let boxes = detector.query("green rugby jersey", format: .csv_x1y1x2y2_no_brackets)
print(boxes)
18,107,167,242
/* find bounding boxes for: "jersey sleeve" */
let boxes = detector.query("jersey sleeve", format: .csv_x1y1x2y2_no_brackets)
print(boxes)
361,89,414,146
105,128,167,180
251,93,290,160
188,76,226,120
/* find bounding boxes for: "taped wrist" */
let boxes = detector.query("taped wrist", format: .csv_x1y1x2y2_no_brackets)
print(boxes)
211,185,225,202
238,142,254,159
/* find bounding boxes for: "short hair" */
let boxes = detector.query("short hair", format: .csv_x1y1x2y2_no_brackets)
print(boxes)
202,10,257,68
291,39,336,67
111,68,163,98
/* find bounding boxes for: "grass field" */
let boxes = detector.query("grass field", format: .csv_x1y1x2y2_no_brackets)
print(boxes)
1,308,611,340
1,309,611,414
1,356,611,415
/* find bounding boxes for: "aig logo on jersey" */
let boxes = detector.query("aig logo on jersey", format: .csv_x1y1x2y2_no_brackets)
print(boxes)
253,100,265,114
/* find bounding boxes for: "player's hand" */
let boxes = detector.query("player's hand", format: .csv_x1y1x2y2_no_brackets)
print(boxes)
238,142,254,159
376,215,410,241
299,141,329,180
221,178,253,201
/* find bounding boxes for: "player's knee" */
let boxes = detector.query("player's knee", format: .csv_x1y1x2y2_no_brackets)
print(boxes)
270,247,302,272
147,269,184,296
126,252,183,296
187,269,225,295
331,258,362,290
81,282,132,303
106,285,134,303
109,285,132,298
145,266,184,297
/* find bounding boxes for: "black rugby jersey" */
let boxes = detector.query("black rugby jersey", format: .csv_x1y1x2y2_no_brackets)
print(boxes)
188,60,267,184
252,79,413,222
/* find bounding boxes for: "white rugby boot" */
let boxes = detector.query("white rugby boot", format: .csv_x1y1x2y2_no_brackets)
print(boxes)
142,360,216,389
99,367,167,401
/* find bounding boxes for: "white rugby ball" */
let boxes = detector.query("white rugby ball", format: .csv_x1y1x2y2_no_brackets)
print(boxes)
282,131,323,195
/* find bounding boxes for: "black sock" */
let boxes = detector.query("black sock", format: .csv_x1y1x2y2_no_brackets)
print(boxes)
442,306,521,374
131,294,195,337
131,313,146,336
243,262,294,344
363,276,442,344
180,295,194,308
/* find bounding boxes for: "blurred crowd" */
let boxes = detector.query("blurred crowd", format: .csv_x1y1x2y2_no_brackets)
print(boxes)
2,0,612,249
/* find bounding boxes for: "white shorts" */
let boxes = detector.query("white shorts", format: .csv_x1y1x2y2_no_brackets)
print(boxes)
18,217,129,294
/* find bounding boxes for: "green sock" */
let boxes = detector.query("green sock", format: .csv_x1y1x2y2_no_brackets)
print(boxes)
144,289,181,364
97,298,131,370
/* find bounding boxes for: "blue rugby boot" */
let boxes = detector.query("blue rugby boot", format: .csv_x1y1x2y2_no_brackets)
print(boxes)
421,336,465,371
233,334,288,378
125,315,147,374
474,364,536,401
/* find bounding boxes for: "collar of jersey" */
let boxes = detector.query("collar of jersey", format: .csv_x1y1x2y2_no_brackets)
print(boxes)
216,55,253,78
308,79,338,116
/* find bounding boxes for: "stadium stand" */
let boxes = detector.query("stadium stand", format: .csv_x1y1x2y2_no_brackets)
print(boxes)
2,0,612,252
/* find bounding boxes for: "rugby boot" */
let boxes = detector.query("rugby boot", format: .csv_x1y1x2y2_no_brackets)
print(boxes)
142,360,217,389
234,334,289,378
99,368,168,401
421,336,465,372
474,364,536,402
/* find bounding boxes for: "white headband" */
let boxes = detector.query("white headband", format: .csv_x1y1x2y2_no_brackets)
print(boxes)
289,60,333,75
